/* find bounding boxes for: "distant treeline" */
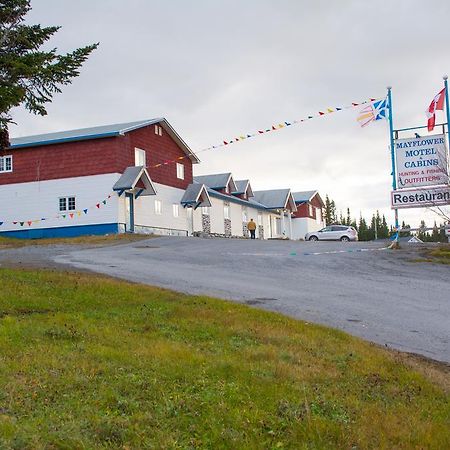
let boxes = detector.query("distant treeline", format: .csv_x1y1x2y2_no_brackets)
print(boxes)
324,195,448,242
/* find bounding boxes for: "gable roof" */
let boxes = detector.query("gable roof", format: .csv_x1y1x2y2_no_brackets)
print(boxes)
292,190,324,207
9,118,200,163
112,166,156,197
206,187,268,211
253,189,297,212
181,183,211,208
193,173,237,191
232,179,254,197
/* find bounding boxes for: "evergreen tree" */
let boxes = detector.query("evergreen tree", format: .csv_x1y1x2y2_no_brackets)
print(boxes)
358,216,369,241
380,215,389,239
431,221,440,242
0,0,99,148
417,220,428,241
346,207,351,226
399,221,411,237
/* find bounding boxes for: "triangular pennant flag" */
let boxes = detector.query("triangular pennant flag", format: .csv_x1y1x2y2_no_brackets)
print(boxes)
239,136,245,140
266,128,271,132
285,122,291,126
278,124,284,128
0,222,3,226
308,116,313,119
83,209,88,214
20,222,24,226
27,221,32,226
336,107,342,111
102,200,107,205
13,221,17,225
69,213,74,219
352,102,359,106
327,108,334,113
247,134,252,138
96,204,100,209
223,141,228,145
258,130,264,134
319,111,325,115
62,215,66,218
272,126,277,130
108,194,111,198
41,218,46,221
77,211,81,216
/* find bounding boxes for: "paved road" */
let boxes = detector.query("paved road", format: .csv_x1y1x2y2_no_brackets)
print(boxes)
51,236,450,363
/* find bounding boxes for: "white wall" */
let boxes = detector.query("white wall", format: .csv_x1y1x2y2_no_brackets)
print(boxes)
132,182,189,233
292,217,324,240
230,202,243,236
209,197,226,234
0,173,120,232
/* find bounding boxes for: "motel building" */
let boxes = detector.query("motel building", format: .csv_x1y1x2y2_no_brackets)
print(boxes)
0,118,323,240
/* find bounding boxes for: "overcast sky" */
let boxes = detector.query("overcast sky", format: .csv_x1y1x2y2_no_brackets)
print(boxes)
10,0,450,227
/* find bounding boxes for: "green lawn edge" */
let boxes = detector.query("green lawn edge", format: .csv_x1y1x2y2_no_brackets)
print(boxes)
0,268,449,449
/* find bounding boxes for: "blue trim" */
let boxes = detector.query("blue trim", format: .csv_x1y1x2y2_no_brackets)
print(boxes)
10,132,120,149
0,223,119,239
134,189,144,199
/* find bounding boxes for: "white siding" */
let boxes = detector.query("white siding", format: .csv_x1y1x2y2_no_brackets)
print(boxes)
292,217,325,240
209,197,225,234
0,173,120,232
132,182,189,233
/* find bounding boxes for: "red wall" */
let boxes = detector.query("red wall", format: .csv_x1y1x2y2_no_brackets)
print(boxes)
1,123,194,189
121,125,193,189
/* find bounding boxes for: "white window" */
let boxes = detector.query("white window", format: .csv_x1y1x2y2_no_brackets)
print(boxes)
202,206,210,215
176,163,184,180
316,208,322,224
154,125,163,136
258,213,263,226
172,204,179,217
135,148,146,167
225,184,229,194
155,199,162,215
59,196,76,212
224,202,230,220
0,155,12,173
242,208,248,223
308,204,313,217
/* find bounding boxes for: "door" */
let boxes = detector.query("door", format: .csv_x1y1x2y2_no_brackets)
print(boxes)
125,193,134,233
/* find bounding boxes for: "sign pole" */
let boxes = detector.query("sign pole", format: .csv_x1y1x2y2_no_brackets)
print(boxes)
444,75,450,141
387,86,399,241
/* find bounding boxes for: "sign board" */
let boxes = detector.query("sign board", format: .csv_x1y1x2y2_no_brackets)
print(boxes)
395,134,449,189
391,185,450,209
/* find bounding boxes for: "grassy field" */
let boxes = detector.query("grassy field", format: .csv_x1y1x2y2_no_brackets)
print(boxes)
0,269,448,449
0,234,149,249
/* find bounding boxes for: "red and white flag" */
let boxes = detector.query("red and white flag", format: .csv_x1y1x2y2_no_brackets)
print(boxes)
426,87,446,131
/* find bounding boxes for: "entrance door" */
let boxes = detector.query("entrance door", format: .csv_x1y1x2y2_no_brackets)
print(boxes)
125,193,134,233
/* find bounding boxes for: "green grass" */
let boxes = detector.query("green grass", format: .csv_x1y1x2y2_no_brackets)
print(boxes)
0,233,150,249
0,269,449,449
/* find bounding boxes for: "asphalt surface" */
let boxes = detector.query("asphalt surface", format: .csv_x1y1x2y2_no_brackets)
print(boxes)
41,236,450,363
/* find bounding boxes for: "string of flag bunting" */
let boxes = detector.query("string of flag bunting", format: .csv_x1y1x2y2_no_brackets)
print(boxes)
0,193,114,228
1,96,381,227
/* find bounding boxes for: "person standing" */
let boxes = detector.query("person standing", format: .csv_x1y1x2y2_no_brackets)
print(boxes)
247,218,256,239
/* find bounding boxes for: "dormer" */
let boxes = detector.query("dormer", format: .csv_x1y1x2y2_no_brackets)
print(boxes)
193,173,237,195
232,180,254,200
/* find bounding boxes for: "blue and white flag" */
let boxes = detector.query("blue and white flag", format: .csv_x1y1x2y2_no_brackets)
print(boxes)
357,98,388,127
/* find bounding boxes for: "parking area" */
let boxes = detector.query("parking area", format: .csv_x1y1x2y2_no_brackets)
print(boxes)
49,236,450,363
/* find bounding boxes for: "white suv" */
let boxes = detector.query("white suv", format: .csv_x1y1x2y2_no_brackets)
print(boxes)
305,225,358,242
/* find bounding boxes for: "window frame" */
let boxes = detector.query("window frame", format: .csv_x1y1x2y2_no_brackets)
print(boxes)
172,203,179,218
59,196,76,212
202,206,210,216
0,155,13,173
134,148,146,167
224,202,230,220
176,162,184,180
154,199,162,215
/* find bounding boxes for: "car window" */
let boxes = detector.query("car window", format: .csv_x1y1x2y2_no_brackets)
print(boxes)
321,226,332,232
331,226,343,231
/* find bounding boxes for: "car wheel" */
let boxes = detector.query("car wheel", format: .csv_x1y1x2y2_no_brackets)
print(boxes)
340,236,350,242
309,236,319,241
